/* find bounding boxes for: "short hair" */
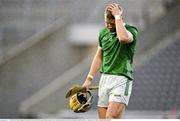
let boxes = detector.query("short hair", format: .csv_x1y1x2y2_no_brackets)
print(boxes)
105,9,115,20
105,4,123,20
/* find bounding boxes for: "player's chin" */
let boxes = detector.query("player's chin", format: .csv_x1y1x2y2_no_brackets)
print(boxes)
109,28,116,32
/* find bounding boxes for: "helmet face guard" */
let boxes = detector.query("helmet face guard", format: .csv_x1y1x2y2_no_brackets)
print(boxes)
69,91,93,113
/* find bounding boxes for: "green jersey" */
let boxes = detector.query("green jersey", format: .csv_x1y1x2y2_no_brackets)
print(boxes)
99,24,138,80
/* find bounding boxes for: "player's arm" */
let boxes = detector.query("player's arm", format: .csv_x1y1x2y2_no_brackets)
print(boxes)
115,18,133,44
82,47,102,88
88,46,102,78
108,3,133,44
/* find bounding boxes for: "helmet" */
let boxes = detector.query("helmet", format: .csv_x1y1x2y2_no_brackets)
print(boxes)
69,91,93,113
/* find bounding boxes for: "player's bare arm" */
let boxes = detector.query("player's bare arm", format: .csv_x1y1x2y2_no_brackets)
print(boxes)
107,3,133,44
82,47,102,89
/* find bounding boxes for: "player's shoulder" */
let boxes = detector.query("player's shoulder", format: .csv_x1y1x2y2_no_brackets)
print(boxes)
125,23,138,33
99,27,109,35
98,27,109,42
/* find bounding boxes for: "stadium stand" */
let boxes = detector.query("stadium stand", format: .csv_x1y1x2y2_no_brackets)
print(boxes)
0,0,180,119
129,39,180,110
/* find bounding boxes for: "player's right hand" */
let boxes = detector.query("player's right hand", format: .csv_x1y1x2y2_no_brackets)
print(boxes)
82,79,92,91
107,3,123,17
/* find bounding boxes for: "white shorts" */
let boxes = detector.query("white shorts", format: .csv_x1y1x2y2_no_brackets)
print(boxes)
98,73,133,107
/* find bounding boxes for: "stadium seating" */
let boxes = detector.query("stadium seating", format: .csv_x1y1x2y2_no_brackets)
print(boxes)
129,39,180,110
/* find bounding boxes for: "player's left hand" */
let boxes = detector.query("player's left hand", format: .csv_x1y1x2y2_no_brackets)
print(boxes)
107,3,123,16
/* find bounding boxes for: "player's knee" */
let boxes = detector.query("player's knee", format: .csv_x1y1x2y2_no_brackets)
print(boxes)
106,112,120,119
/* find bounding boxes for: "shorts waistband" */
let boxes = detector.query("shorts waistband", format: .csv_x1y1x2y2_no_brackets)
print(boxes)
102,73,127,79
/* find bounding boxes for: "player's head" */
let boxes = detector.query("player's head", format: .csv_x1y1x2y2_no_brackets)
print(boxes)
104,3,123,32
104,8,116,32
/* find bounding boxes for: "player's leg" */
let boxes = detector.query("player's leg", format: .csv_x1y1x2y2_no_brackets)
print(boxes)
97,74,109,119
106,75,133,119
98,107,107,119
106,102,125,119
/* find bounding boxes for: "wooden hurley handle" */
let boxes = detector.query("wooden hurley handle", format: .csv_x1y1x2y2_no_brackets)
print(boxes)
89,86,99,90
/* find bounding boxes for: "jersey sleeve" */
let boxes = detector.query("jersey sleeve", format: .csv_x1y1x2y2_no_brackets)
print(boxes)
98,30,103,48
126,25,139,55
127,26,138,42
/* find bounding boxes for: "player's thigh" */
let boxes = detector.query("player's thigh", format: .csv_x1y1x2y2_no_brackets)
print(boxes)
106,102,125,119
98,107,107,119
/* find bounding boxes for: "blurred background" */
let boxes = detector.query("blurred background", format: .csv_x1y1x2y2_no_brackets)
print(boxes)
0,0,180,119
